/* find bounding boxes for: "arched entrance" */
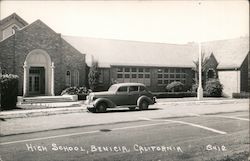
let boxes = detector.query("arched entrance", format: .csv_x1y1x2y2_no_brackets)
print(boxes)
23,49,54,96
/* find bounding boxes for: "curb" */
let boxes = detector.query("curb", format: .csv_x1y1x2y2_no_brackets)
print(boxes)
0,99,248,119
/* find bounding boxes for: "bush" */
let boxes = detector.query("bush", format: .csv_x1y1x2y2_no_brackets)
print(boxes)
154,92,196,98
166,81,184,92
61,86,91,100
0,74,19,110
205,79,223,97
232,92,249,98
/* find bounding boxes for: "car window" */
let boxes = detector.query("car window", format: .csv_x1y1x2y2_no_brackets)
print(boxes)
139,86,146,92
129,86,139,92
117,86,128,93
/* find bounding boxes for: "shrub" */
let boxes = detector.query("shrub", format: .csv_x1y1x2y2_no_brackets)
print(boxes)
166,81,184,92
205,79,223,97
232,92,249,98
61,86,91,100
0,74,19,110
154,92,196,98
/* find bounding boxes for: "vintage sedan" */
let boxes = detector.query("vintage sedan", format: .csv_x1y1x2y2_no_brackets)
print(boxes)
86,83,156,113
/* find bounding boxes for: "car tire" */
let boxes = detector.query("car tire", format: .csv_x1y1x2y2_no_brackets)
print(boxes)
139,100,149,110
87,108,96,113
129,107,136,111
96,103,107,113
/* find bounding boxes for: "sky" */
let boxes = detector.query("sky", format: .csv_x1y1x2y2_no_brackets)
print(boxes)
0,0,249,44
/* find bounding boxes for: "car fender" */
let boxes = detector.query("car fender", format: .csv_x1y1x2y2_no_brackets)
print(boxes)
94,98,116,108
137,95,154,107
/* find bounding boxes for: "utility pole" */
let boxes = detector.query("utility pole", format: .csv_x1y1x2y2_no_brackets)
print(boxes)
197,1,203,100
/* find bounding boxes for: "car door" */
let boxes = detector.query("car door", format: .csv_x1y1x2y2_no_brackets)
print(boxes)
113,86,130,106
128,86,140,105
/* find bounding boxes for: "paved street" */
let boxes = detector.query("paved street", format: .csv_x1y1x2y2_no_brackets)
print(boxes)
0,101,249,161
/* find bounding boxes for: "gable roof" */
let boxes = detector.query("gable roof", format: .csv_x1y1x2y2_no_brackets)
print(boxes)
0,13,28,27
62,36,198,68
202,37,249,69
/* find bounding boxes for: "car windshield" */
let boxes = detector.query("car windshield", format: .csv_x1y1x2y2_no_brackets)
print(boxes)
108,85,118,92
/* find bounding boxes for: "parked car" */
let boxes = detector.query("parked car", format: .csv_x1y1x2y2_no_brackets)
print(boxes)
86,83,156,113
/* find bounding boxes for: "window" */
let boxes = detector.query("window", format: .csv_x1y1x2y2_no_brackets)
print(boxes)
176,74,180,78
207,69,216,79
138,74,143,78
117,86,127,93
164,80,169,84
158,68,163,73
138,68,143,72
117,67,123,72
125,74,130,78
176,68,180,73
125,68,130,72
117,74,123,78
129,86,139,92
145,68,150,72
158,80,163,84
157,74,163,78
66,70,71,86
132,68,137,72
145,74,150,78
132,74,137,78
164,74,168,78
170,74,175,78
139,86,146,92
74,70,79,86
170,68,175,73
164,68,169,73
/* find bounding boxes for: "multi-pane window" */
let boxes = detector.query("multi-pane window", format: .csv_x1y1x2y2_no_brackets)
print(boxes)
66,71,71,86
116,67,151,86
74,70,79,86
157,67,187,85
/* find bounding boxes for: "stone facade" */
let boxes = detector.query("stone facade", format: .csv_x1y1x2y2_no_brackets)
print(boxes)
0,16,86,96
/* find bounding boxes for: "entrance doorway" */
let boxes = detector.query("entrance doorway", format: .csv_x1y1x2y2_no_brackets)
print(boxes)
28,67,45,95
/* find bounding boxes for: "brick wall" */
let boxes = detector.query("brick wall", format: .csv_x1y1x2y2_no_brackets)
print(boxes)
0,20,86,96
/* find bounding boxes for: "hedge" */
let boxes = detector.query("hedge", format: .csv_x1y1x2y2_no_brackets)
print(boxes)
232,92,249,98
61,86,91,100
0,74,19,110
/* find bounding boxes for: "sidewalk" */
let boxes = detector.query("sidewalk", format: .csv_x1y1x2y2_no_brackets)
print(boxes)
0,98,248,119
0,98,248,136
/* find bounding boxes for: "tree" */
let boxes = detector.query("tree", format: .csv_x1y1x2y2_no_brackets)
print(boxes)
88,61,99,91
192,52,209,85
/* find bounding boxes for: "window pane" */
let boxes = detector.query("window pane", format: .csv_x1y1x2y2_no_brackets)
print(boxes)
138,74,143,78
145,74,150,78
139,86,146,91
164,68,169,73
132,68,137,72
125,68,130,72
125,74,130,78
117,74,123,78
129,86,138,92
158,74,163,78
118,86,127,92
132,74,137,78
158,80,163,84
158,68,163,73
117,67,123,72
164,74,168,78
138,68,143,72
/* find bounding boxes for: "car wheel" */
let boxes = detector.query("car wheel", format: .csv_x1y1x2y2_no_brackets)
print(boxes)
139,100,149,110
96,103,107,113
129,107,136,111
87,108,96,113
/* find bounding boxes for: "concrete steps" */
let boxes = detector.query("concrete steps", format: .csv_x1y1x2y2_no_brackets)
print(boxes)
18,95,78,104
